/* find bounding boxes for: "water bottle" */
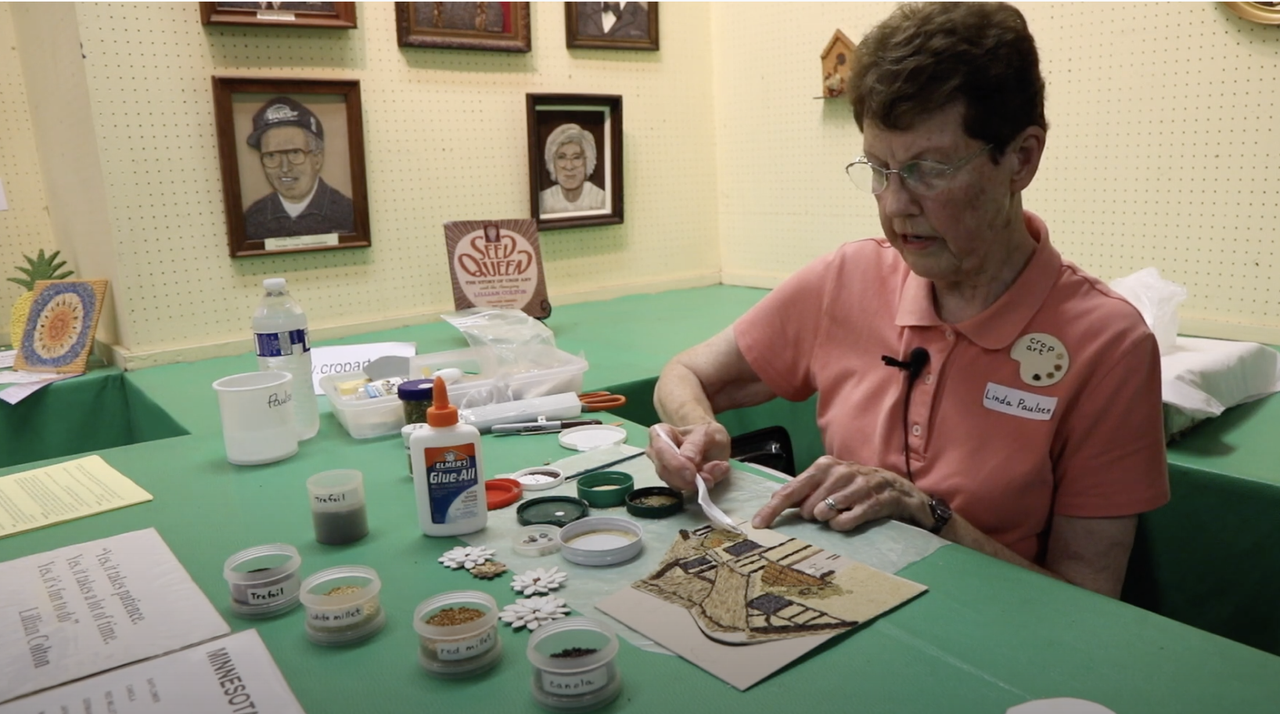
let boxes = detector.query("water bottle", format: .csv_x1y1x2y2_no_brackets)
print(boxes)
252,278,319,441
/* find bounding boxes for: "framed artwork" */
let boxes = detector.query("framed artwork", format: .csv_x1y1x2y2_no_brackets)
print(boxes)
526,94,624,231
566,2,658,51
15,280,110,374
211,77,371,258
199,2,358,28
395,2,531,52
1224,2,1280,24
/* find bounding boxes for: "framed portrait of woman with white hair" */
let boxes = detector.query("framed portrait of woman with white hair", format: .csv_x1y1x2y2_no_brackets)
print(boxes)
526,94,623,230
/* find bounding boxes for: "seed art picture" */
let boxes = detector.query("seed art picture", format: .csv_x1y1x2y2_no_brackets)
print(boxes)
597,524,927,690
14,279,109,374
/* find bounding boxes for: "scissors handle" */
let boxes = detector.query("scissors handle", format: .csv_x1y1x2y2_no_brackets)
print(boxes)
579,391,627,411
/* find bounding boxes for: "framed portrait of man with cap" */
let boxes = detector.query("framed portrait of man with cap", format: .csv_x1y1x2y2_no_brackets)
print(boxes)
212,77,371,257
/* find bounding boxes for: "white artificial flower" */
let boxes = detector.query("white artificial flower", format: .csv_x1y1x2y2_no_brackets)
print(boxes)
438,545,496,570
511,566,569,595
498,596,571,630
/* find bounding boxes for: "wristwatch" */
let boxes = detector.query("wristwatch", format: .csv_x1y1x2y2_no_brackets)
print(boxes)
926,495,952,535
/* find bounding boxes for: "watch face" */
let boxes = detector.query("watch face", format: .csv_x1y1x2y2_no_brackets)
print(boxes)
928,496,952,533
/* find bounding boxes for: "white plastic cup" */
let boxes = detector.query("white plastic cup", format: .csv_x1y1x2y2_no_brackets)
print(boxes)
213,371,299,466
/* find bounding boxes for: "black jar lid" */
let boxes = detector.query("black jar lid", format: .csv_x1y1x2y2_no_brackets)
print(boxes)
397,379,433,402
516,496,590,528
625,487,684,519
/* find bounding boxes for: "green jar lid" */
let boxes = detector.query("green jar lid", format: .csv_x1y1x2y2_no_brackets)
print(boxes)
625,486,684,519
516,496,590,528
575,471,635,508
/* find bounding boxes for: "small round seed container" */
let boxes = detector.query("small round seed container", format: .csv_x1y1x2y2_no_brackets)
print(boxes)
415,591,502,679
625,486,685,519
300,565,386,646
513,524,563,557
527,617,622,712
223,544,302,619
403,423,430,476
575,471,634,508
558,517,643,567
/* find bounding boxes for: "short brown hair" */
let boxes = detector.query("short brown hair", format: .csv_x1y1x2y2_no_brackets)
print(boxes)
850,2,1047,159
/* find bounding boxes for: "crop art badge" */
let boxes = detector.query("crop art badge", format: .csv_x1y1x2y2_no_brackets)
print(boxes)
15,279,110,374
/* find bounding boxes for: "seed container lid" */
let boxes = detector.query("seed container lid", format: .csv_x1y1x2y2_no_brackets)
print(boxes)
486,478,522,510
575,471,635,508
397,379,434,402
513,524,563,557
625,486,685,519
517,496,590,528
513,466,565,491
558,516,643,567
559,424,628,452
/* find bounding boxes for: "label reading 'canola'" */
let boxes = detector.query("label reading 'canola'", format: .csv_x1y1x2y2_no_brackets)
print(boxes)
423,443,480,525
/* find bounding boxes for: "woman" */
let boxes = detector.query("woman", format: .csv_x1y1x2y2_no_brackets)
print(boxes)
647,2,1169,598
540,123,607,215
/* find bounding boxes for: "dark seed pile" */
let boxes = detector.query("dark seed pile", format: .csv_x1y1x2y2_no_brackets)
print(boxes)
550,647,599,659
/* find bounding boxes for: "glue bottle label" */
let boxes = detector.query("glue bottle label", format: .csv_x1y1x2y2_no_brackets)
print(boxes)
423,444,480,524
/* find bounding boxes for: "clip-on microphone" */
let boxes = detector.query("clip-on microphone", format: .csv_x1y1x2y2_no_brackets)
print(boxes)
881,347,931,480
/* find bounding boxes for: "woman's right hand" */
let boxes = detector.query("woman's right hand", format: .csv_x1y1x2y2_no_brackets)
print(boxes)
646,422,732,492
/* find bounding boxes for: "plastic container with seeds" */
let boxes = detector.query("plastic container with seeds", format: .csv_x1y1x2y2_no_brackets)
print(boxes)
223,543,302,618
415,590,502,678
300,565,385,646
527,617,622,712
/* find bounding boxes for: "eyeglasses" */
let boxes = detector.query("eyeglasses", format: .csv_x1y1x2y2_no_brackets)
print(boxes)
846,144,993,195
555,152,585,167
260,149,314,168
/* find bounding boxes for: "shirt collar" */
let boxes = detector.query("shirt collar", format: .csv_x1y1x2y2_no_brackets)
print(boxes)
896,211,1062,350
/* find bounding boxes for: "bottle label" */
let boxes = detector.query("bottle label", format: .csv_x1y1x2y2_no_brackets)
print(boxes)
540,666,609,695
254,328,310,358
435,629,496,661
423,443,480,525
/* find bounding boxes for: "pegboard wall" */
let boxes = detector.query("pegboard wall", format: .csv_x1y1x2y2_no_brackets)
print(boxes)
4,2,721,364
4,2,1278,362
712,2,1280,343
0,4,57,340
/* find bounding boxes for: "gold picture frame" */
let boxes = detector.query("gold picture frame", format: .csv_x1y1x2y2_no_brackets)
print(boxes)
395,2,532,52
1224,2,1280,24
200,2,358,29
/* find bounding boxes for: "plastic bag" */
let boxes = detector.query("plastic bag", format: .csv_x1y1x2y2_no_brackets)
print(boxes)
440,308,578,407
1107,268,1187,356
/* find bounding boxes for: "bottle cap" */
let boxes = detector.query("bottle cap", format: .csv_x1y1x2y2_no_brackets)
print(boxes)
397,379,434,402
264,277,286,291
427,376,458,427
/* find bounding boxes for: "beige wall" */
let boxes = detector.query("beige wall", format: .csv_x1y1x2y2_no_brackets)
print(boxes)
2,2,1277,365
713,2,1280,344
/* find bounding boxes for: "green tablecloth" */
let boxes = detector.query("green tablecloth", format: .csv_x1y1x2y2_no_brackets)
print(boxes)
5,285,1280,664
3,398,1279,712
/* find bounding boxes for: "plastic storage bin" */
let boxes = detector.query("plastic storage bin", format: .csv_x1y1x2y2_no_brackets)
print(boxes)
321,347,588,439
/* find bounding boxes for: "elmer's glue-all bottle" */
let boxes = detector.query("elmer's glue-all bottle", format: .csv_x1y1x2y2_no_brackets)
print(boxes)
411,376,487,536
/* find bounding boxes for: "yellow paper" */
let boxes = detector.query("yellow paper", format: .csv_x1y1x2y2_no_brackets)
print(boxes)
0,455,153,538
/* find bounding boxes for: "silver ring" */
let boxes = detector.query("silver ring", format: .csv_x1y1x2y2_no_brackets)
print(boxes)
823,497,844,512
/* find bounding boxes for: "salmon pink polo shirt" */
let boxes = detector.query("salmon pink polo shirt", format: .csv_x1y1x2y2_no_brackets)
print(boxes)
735,212,1170,564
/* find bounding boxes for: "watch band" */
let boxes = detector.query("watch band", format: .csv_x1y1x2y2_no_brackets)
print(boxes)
926,495,952,535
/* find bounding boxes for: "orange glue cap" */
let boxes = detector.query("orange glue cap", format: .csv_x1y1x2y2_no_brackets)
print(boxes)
427,376,459,427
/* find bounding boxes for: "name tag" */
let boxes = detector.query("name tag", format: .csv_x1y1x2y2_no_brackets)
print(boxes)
982,382,1057,421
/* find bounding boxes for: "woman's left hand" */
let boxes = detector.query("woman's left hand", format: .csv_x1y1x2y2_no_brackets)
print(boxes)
751,455,932,531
